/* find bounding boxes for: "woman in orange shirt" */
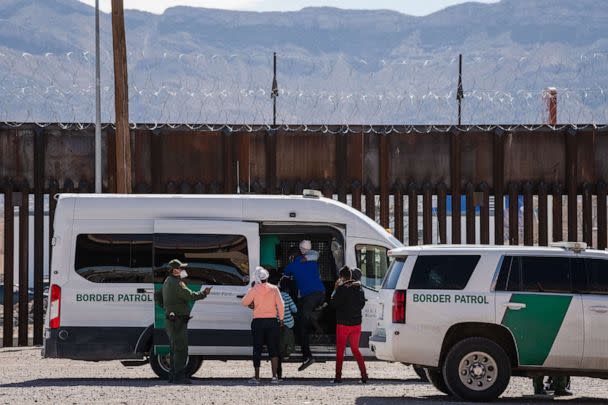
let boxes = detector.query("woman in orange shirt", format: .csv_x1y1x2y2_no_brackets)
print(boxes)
242,266,285,383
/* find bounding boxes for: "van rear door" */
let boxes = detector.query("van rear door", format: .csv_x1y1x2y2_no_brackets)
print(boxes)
350,239,393,355
153,220,259,357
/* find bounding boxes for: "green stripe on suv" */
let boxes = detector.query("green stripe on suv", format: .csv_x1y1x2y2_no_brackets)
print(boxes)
501,294,572,366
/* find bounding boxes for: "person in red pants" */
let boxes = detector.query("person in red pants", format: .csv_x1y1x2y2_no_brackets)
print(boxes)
331,266,368,383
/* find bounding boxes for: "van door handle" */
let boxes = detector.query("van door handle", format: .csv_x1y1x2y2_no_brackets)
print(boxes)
137,288,155,294
504,302,526,311
236,295,245,299
590,306,608,313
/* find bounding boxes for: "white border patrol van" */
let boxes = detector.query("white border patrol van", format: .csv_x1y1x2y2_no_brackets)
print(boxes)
43,191,402,378
369,243,608,401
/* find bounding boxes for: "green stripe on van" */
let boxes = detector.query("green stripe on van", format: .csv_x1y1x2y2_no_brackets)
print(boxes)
501,294,572,366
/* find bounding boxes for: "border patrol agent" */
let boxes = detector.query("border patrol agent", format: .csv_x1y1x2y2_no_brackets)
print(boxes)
155,259,211,384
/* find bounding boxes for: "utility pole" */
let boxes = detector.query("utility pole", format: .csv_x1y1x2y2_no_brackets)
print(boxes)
271,52,278,126
111,0,132,193
457,54,464,126
95,0,102,193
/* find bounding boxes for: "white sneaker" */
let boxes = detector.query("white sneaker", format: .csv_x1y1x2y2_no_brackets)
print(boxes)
248,378,261,385
271,377,282,384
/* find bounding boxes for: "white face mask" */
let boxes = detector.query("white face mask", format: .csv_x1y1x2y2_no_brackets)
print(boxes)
179,270,188,279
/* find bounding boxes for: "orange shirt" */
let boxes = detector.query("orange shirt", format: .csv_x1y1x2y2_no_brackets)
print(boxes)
241,282,285,321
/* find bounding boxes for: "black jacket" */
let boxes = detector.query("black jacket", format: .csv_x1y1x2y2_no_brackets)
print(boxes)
331,281,366,326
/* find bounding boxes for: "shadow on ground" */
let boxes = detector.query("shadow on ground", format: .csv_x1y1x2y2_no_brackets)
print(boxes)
1,377,419,388
355,395,608,404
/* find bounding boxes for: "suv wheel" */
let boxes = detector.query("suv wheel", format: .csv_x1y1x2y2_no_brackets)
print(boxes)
149,353,203,380
425,368,450,395
442,337,511,402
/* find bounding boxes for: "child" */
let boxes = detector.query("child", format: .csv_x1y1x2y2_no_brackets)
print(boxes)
277,276,297,379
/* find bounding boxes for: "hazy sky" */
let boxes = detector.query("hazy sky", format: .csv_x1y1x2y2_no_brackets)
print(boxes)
78,0,500,16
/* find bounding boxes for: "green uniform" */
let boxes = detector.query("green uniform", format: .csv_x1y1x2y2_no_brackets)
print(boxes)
155,275,208,382
260,235,280,269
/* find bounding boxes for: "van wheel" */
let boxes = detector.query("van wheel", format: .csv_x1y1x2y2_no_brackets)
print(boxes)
442,337,511,402
149,354,203,380
413,366,428,382
425,368,450,395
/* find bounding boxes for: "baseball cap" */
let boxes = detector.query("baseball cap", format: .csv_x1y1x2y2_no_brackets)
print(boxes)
168,259,188,269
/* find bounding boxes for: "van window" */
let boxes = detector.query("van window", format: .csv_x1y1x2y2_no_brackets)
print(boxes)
74,234,153,283
154,234,249,286
520,256,572,293
355,245,390,291
382,257,406,289
408,255,480,290
585,258,608,294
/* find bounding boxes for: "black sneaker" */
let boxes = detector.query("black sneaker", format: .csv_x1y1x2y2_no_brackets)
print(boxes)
298,357,315,371
554,389,573,397
360,376,369,384
332,378,342,384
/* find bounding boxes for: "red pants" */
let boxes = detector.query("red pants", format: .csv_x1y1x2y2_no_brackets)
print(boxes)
335,323,368,379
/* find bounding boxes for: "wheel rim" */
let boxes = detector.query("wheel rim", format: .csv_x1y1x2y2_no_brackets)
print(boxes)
458,351,498,391
157,354,191,373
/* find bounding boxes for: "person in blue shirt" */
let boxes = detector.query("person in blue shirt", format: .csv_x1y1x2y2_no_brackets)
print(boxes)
283,240,325,371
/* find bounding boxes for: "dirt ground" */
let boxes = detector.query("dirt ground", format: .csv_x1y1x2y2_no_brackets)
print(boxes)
1,347,607,404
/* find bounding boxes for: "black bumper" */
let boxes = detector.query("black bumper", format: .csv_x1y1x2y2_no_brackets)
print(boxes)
43,327,147,360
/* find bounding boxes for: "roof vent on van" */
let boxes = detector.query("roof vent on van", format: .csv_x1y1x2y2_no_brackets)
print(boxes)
550,241,587,253
303,189,323,199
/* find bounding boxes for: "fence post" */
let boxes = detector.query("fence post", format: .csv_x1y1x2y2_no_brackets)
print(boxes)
450,129,461,243
465,182,475,244
393,180,404,243
479,182,490,244
598,181,607,250
150,129,163,193
223,128,234,194
335,130,347,203
18,182,30,346
33,128,45,344
265,128,277,194
379,133,389,228
523,181,534,246
566,127,578,241
582,183,592,246
493,129,505,245
2,180,14,347
508,182,519,245
351,180,362,211
552,183,563,242
437,182,447,244
422,182,433,244
538,182,548,246
407,182,418,246
364,180,375,220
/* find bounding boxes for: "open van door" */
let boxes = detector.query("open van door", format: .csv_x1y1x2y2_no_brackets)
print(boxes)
349,238,392,355
152,220,259,359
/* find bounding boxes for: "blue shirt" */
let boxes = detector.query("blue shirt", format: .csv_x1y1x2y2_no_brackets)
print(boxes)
284,256,325,297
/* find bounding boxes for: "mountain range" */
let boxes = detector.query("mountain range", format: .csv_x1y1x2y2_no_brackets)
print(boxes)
0,0,607,124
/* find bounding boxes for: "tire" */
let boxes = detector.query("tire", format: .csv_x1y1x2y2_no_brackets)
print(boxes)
413,365,429,382
149,353,203,380
442,337,511,402
425,368,451,395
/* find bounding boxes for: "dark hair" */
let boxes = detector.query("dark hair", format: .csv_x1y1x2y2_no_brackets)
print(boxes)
339,266,352,280
278,276,291,291
351,267,362,282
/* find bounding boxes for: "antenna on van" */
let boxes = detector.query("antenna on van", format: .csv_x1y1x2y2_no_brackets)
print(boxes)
236,160,240,194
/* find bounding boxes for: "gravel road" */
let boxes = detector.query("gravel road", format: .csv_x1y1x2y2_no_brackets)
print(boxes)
1,347,608,404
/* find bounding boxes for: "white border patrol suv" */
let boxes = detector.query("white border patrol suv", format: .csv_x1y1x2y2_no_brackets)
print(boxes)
369,242,608,402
